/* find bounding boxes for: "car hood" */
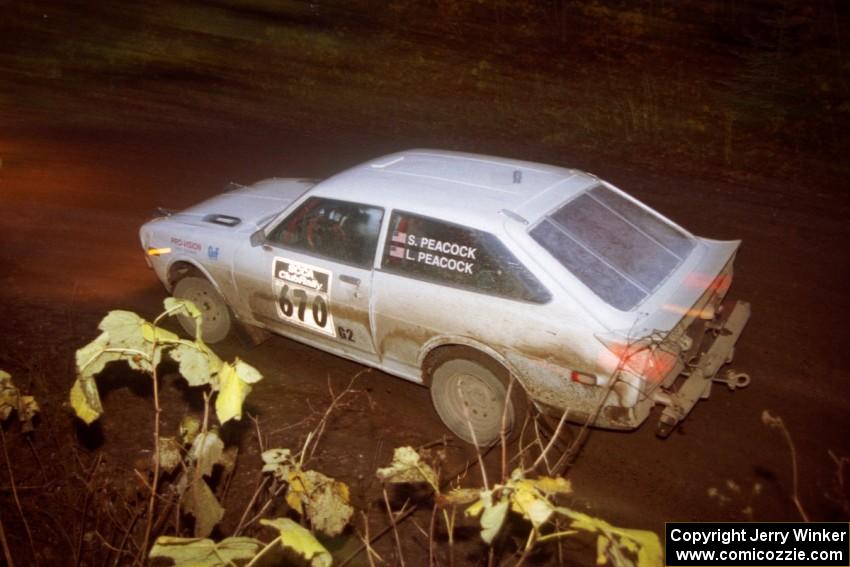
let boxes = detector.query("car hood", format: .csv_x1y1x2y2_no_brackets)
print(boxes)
173,178,314,229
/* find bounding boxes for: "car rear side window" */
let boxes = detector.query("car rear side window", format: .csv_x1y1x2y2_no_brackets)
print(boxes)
267,197,384,268
530,185,694,310
382,211,550,303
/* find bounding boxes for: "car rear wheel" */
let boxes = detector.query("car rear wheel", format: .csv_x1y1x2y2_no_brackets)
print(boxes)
172,276,232,343
428,351,528,447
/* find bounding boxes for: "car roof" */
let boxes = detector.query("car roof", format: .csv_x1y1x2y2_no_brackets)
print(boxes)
310,149,598,230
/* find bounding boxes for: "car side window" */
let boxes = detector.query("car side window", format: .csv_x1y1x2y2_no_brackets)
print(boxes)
381,211,550,303
267,197,384,268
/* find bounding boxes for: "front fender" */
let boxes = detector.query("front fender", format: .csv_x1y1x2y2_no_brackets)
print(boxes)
164,257,225,297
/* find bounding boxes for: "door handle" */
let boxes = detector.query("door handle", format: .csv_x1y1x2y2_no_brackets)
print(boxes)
339,274,361,286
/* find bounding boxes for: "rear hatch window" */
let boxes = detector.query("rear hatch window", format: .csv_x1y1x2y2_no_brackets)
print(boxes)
530,185,695,310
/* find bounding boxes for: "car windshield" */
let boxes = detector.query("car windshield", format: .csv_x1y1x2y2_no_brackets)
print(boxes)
530,184,695,310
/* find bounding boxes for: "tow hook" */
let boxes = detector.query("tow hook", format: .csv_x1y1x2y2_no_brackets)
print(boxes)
656,414,677,438
712,369,751,391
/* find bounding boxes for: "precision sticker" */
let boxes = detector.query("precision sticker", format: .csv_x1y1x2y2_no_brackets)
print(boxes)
170,236,202,253
389,230,477,275
272,257,336,336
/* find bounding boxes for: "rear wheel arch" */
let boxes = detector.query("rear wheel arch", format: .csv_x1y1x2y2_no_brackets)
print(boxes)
419,339,515,382
421,344,506,385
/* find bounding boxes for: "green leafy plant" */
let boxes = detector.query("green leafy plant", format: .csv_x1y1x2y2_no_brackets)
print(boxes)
71,298,260,426
0,370,39,432
379,446,662,567
262,447,354,537
69,298,264,553
376,445,458,563
65,301,662,566
149,376,365,566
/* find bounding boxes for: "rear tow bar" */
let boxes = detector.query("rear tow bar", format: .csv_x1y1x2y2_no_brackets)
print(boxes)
654,300,752,438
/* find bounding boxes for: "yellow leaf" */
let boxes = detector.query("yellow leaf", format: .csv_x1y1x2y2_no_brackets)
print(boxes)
261,447,293,475
376,446,438,488
262,450,353,536
191,431,224,478
0,371,38,428
141,322,180,343
615,527,663,567
480,499,509,544
75,332,121,381
557,506,663,567
215,362,251,423
182,478,224,538
70,378,103,425
567,509,610,534
302,471,353,536
283,466,354,537
98,310,147,350
510,486,553,528
443,488,481,506
528,476,572,495
261,518,332,567
286,489,304,515
288,470,312,491
286,470,310,515
204,345,223,377
337,481,350,502
233,358,263,384
172,343,219,387
465,498,485,518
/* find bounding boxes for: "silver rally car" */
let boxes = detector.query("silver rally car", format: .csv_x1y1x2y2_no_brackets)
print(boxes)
140,150,751,445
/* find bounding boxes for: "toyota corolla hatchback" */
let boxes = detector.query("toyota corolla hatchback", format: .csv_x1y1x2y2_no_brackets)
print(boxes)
140,150,751,445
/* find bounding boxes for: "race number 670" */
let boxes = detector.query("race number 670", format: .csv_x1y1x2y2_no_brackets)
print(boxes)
278,285,328,328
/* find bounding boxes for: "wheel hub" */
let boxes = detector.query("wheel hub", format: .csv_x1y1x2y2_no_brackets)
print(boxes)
457,374,495,419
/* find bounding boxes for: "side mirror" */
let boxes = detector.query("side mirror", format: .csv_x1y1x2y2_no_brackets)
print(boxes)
250,229,266,247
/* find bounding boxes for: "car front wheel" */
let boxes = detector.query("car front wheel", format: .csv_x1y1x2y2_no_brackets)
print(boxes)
428,351,527,447
172,276,232,343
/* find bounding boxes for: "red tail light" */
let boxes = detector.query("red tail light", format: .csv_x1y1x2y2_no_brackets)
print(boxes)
599,342,677,384
570,370,598,386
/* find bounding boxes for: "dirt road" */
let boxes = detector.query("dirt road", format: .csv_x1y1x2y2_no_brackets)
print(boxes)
0,128,848,555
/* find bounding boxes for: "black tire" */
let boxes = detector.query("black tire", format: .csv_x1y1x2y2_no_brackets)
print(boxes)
172,276,232,343
426,349,528,447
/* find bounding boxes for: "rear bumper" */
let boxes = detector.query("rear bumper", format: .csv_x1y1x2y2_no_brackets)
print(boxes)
651,299,751,436
508,299,751,433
